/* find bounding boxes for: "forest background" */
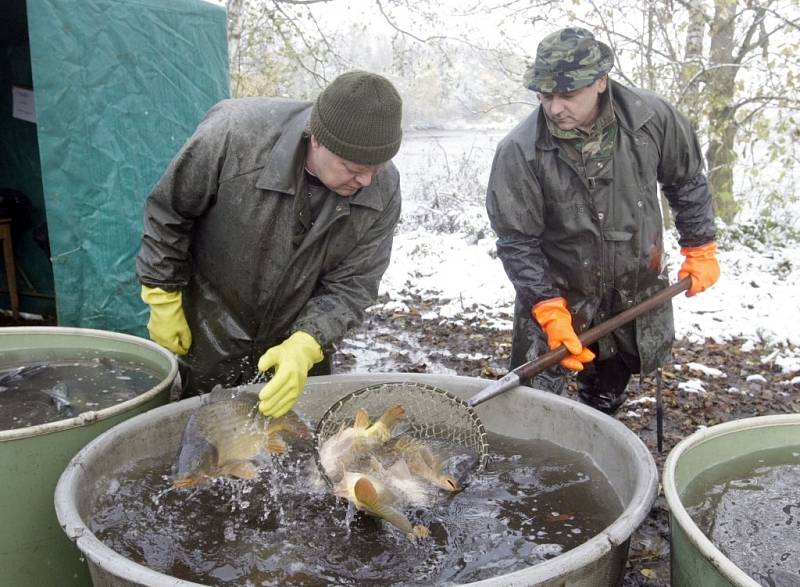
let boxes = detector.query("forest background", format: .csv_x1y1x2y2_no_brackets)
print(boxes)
221,0,800,231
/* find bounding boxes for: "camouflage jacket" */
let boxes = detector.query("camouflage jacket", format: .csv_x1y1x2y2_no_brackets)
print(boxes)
486,80,715,373
136,98,401,392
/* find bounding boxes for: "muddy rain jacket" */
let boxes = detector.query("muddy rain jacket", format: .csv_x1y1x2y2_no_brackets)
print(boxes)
136,98,401,393
486,80,715,373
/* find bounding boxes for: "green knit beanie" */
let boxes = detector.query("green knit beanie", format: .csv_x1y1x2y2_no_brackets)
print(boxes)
309,71,403,165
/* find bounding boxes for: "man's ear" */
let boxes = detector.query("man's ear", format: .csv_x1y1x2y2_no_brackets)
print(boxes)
597,75,608,94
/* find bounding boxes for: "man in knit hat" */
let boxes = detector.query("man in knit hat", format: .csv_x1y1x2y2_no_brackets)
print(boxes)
487,28,719,414
137,71,403,416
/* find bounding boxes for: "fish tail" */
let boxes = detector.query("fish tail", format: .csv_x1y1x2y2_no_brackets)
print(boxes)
353,408,370,430
376,405,405,430
354,477,413,535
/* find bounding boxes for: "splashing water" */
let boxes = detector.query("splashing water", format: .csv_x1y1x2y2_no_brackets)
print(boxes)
89,431,622,585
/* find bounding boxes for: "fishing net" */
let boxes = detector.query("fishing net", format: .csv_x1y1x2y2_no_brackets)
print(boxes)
314,382,489,483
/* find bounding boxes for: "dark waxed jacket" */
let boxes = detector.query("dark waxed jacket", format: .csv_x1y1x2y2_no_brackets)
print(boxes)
136,98,401,393
486,80,715,373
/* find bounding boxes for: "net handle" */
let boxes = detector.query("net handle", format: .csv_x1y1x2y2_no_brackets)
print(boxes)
467,277,691,407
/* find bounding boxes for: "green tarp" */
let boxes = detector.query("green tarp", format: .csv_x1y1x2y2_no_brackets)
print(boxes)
26,0,229,334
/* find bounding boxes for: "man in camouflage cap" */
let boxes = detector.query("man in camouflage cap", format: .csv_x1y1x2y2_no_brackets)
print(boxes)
523,26,614,94
486,27,720,414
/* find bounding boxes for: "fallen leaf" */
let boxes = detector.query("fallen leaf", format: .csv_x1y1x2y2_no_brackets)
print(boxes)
640,568,657,579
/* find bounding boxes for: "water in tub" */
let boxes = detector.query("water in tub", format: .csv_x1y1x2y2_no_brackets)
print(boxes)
88,418,623,585
0,349,163,430
683,445,800,586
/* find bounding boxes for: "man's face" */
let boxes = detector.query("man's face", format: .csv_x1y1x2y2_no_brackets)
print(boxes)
306,136,385,197
537,76,607,133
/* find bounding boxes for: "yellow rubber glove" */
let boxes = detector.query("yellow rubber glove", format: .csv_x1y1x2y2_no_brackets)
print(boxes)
140,286,192,355
257,331,323,417
532,297,596,372
678,241,720,297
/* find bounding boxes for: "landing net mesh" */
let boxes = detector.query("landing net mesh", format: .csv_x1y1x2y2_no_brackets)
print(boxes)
314,382,489,474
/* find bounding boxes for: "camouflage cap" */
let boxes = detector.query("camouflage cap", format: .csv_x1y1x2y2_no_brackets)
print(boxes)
523,27,614,93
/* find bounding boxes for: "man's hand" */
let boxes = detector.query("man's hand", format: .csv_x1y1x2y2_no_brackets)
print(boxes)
532,297,595,371
678,241,720,297
140,286,192,354
257,331,324,417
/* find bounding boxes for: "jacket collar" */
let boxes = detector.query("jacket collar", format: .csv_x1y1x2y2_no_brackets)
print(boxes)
255,104,387,212
255,106,310,196
535,78,654,150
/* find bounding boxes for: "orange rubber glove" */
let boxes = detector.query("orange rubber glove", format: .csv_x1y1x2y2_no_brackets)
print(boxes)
532,297,595,372
678,241,720,297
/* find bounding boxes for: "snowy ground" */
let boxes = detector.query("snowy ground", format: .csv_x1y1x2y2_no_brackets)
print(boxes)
368,228,800,364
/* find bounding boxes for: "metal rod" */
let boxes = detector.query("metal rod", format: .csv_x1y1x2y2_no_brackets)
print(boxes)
656,367,664,453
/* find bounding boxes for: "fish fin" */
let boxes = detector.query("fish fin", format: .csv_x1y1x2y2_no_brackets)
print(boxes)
410,525,430,540
393,435,416,452
418,445,438,469
267,410,311,439
173,477,201,489
375,405,404,431
266,434,288,454
353,408,370,430
221,461,258,480
388,458,413,480
369,455,384,473
354,477,413,534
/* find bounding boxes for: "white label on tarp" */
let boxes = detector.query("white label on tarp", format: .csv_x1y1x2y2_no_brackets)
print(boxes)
12,86,36,124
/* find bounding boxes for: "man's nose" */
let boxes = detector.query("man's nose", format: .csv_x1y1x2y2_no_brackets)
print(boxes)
549,96,566,114
355,171,374,187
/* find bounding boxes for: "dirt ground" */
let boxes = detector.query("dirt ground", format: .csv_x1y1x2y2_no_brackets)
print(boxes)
333,302,800,586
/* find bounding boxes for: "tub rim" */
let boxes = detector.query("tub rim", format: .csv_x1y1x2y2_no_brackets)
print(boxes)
55,372,658,587
0,326,179,442
662,413,800,587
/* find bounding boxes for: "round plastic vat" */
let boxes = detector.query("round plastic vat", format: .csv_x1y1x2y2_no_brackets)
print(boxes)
56,373,657,587
664,414,800,587
0,327,179,586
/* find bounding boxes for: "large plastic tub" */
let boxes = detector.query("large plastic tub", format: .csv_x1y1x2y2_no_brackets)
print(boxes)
0,327,179,586
55,373,657,586
664,414,800,587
